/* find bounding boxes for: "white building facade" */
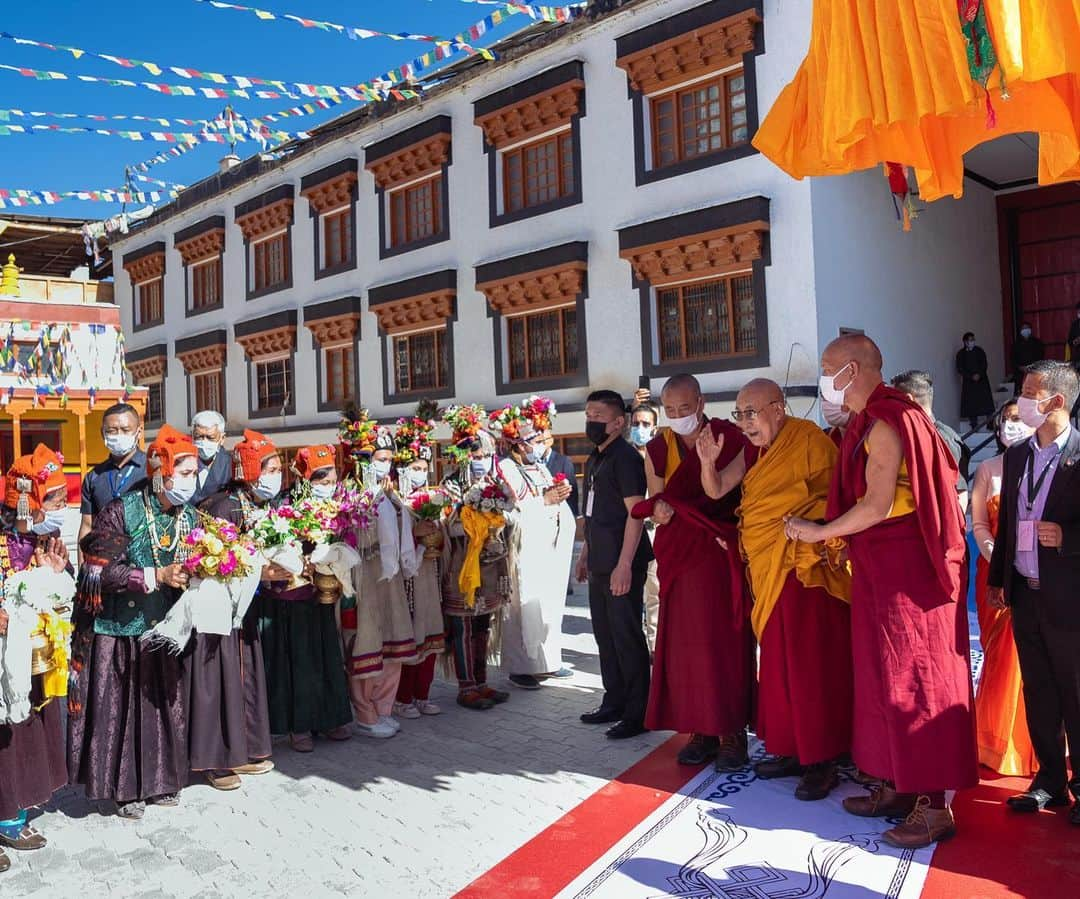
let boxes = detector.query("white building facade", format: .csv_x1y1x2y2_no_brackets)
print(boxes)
112,0,1007,460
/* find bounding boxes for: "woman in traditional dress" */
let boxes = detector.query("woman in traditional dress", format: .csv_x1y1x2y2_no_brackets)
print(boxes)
68,426,197,819
972,401,1039,777
191,428,277,790
0,446,71,870
490,400,574,690
392,419,446,720
256,444,352,753
439,408,511,711
340,419,417,738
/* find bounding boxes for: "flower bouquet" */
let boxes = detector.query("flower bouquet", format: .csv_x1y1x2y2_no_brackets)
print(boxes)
141,514,263,655
393,415,436,466
334,484,379,548
289,495,361,604
249,507,306,580
457,479,515,607
407,487,452,559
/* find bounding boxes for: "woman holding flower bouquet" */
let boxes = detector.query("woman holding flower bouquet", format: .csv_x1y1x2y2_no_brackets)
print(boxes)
68,426,198,819
190,429,277,790
439,408,512,711
392,416,447,720
0,445,73,870
255,445,353,752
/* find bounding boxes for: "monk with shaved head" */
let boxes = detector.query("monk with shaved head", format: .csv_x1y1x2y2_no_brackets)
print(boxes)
632,373,755,771
785,335,978,848
700,378,853,801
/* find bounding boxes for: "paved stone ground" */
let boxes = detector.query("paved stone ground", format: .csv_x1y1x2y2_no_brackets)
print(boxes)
12,576,668,898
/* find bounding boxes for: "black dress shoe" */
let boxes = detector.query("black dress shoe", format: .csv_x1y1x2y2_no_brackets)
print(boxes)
509,675,542,690
1006,788,1070,812
794,763,839,801
580,706,623,725
754,755,805,780
606,720,648,740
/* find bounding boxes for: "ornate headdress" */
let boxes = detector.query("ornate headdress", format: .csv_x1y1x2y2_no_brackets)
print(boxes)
147,425,197,494
393,402,438,466
5,444,66,521
521,395,556,432
373,426,395,454
232,428,279,484
338,406,377,458
292,444,338,481
442,404,492,464
488,404,535,443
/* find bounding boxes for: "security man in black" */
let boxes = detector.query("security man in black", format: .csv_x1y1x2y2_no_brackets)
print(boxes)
576,390,653,739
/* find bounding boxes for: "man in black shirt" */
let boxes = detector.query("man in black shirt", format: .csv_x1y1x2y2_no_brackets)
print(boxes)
78,402,147,548
576,390,652,739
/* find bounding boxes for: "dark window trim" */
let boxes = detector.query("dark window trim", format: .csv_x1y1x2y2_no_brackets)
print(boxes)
235,184,294,219
311,182,359,280
186,364,228,423
381,319,457,407
300,157,358,193
635,258,769,378
378,168,451,259
474,61,584,119
184,254,225,318
369,269,456,307
364,115,452,166
247,352,297,420
303,295,364,325
245,225,294,301
175,328,228,355
141,377,166,429
235,308,298,339
122,241,166,268
617,196,770,251
313,330,360,414
125,343,168,365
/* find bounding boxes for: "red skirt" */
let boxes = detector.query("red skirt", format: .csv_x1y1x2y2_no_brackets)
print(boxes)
757,574,853,765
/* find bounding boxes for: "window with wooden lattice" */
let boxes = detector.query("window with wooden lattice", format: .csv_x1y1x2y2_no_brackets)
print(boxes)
656,273,756,363
254,357,292,411
137,278,163,327
507,306,578,381
389,177,442,248
252,232,289,292
503,132,575,214
324,344,355,404
191,258,222,312
323,208,353,270
193,370,224,414
393,328,448,394
651,69,748,169
144,380,165,423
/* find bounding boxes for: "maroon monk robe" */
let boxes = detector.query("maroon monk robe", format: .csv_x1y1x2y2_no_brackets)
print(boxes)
633,419,755,737
828,384,978,794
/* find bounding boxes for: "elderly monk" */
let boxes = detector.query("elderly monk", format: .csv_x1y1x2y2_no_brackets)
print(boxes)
699,379,853,801
633,373,754,771
785,335,977,849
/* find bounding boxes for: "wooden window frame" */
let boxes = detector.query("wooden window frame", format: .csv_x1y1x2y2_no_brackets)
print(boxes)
253,355,293,413
502,130,575,215
141,378,165,424
190,257,222,314
506,305,578,382
192,369,225,415
392,327,449,396
650,68,748,170
321,207,353,272
136,277,164,328
323,342,355,406
251,231,290,294
389,175,442,249
655,272,757,364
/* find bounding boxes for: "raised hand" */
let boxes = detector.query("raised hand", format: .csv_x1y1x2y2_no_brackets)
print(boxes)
35,537,69,573
696,426,724,468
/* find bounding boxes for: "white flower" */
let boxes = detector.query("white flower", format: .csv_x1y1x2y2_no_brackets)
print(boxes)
272,517,292,535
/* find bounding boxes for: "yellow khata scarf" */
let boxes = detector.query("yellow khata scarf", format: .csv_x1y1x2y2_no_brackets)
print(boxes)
662,428,683,480
457,506,506,609
738,418,851,641
37,612,72,702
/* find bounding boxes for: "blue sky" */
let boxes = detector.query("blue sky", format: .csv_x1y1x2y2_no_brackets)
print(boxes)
0,1,531,220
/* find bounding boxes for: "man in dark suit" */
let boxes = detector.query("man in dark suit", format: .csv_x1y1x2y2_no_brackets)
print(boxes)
988,360,1080,824
540,429,579,518
191,409,233,505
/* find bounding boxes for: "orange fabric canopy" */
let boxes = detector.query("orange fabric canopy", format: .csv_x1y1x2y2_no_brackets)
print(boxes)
753,1,1080,201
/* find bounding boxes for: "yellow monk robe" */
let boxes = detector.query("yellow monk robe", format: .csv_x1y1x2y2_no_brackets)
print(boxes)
754,1,1080,201
738,418,854,764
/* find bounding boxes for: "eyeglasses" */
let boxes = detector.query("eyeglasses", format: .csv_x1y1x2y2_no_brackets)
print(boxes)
730,400,783,423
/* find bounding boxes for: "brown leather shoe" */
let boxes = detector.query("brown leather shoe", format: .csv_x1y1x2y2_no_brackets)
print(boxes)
0,825,46,851
795,763,839,801
842,783,918,818
289,733,314,753
0,847,9,873
206,770,242,791
714,732,749,772
882,796,956,849
324,725,352,741
754,755,804,780
233,759,274,775
677,734,719,765
457,689,495,710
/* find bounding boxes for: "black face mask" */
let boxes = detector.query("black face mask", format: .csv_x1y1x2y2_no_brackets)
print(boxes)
586,420,611,446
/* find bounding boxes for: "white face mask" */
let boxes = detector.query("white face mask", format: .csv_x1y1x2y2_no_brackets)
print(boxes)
665,411,701,436
1020,327,1032,339
403,468,429,490
819,362,854,407
1017,395,1059,430
821,399,850,428
195,439,219,462
310,482,336,501
252,471,283,501
370,459,392,482
104,433,138,458
629,424,655,447
31,508,67,535
999,419,1034,447
469,456,493,479
163,474,197,506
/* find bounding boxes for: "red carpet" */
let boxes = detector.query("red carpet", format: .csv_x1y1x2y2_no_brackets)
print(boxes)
458,739,1077,899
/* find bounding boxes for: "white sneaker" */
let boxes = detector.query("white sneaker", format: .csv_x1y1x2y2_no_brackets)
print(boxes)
354,720,396,739
378,715,401,732
393,702,422,720
415,700,442,716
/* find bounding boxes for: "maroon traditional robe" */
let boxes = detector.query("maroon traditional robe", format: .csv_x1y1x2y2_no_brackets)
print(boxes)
828,384,978,793
633,419,755,737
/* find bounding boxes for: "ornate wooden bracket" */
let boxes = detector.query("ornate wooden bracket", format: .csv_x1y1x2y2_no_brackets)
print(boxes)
476,261,586,315
365,134,451,191
619,221,768,286
475,81,584,150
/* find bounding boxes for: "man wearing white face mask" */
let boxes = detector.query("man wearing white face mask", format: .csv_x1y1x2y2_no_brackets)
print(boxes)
78,403,147,551
190,410,231,505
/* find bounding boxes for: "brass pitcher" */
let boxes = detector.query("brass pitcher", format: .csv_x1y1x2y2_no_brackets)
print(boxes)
419,531,444,561
29,626,55,676
312,570,342,605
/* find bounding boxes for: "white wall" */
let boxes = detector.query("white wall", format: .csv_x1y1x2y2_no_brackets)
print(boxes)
810,169,1004,429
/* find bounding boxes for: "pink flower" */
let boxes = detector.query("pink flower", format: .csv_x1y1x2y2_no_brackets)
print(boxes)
219,551,238,577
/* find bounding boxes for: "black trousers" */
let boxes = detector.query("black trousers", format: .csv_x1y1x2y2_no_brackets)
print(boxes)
588,568,651,725
1011,577,1080,795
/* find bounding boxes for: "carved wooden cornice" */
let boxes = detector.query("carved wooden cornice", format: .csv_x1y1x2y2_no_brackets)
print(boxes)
176,343,227,374
301,171,359,214
475,81,584,150
365,134,451,192
476,261,586,315
616,9,760,94
236,198,293,242
235,324,296,360
127,355,166,382
123,251,165,284
305,313,361,346
175,228,225,266
619,221,768,286
372,291,455,336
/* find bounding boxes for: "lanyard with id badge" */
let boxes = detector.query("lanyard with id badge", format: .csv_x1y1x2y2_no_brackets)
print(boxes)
1018,450,1056,552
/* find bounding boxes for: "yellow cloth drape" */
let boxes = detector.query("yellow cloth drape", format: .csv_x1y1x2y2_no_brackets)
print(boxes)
457,506,505,609
739,419,851,641
753,1,1080,201
38,612,72,701
662,429,683,480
